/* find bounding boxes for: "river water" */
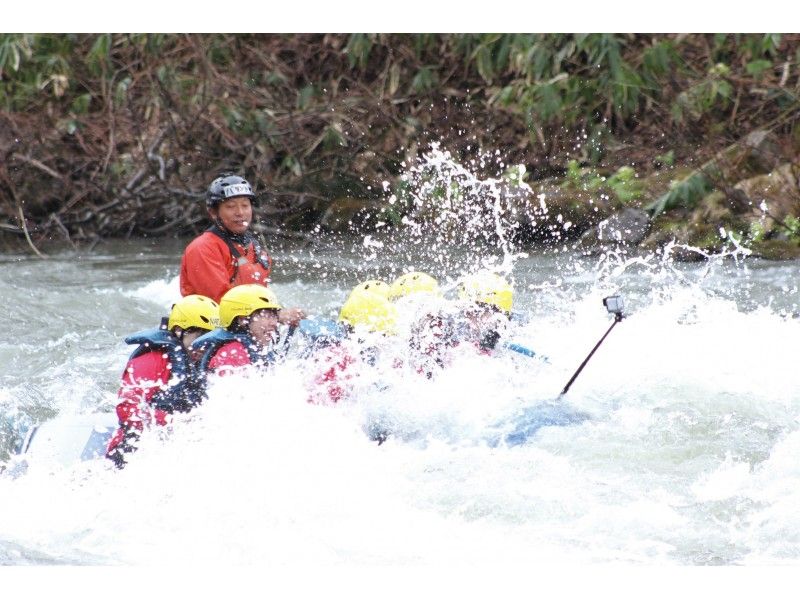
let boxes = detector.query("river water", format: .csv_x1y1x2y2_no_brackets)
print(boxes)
1,228,799,572
1,148,800,579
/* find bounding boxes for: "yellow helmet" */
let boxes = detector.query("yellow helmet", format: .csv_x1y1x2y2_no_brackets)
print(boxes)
219,284,282,329
388,271,440,300
349,279,391,300
457,272,513,314
338,290,397,334
168,295,220,332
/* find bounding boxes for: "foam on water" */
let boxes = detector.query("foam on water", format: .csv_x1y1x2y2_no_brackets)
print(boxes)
1,147,799,566
2,276,798,566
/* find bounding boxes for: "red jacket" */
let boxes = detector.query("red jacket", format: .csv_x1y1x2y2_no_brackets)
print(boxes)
180,230,272,303
206,340,253,374
106,350,172,456
308,344,357,405
307,343,405,405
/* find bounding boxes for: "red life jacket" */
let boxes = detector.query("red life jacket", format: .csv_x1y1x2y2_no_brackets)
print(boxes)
308,344,357,405
180,226,273,303
106,350,173,457
206,340,255,374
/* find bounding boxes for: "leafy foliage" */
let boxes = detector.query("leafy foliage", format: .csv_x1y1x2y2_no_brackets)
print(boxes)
645,172,715,217
0,33,798,242
561,161,644,204
783,215,800,238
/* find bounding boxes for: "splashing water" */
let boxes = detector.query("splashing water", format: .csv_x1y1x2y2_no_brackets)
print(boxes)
1,148,799,568
382,143,528,281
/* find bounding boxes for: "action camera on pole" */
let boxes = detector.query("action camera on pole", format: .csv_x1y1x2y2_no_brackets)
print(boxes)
603,295,623,316
560,295,627,397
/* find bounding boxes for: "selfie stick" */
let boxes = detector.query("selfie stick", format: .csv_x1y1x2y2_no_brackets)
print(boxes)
559,296,625,397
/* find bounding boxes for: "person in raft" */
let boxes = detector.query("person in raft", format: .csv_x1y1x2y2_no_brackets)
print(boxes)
106,294,220,469
387,271,459,378
307,283,400,405
193,284,289,375
454,271,515,353
179,172,304,326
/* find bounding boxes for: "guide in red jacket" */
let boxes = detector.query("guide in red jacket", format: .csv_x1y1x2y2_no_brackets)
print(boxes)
179,173,304,326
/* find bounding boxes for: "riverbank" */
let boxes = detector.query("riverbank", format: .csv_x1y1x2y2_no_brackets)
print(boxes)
1,34,798,259
4,132,798,263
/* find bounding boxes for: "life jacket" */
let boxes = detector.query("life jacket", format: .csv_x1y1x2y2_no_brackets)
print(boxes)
307,339,393,405
107,325,199,466
194,328,277,372
296,317,346,357
123,324,206,413
124,326,190,382
207,225,272,285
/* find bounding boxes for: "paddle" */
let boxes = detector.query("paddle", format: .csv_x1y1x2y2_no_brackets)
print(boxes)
281,325,295,351
559,295,626,397
502,341,549,362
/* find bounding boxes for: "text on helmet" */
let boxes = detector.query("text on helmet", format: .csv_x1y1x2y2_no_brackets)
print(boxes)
223,183,252,198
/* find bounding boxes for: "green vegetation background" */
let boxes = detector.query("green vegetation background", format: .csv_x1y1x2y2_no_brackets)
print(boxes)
0,33,798,249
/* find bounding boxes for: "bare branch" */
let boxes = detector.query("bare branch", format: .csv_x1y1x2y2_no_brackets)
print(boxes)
18,206,47,258
10,153,63,180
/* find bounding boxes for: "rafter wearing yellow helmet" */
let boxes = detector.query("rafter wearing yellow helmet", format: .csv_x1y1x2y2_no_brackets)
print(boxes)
191,284,288,375
457,272,513,315
218,284,282,329
338,288,397,335
347,279,391,300
168,294,220,332
388,271,440,300
107,294,220,468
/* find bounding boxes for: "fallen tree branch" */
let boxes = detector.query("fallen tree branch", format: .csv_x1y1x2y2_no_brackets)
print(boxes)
18,205,47,258
139,215,192,234
165,186,205,199
46,213,78,249
0,222,23,233
257,224,319,243
11,153,63,181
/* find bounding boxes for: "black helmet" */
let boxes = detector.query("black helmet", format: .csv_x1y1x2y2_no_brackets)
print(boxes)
206,174,255,208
